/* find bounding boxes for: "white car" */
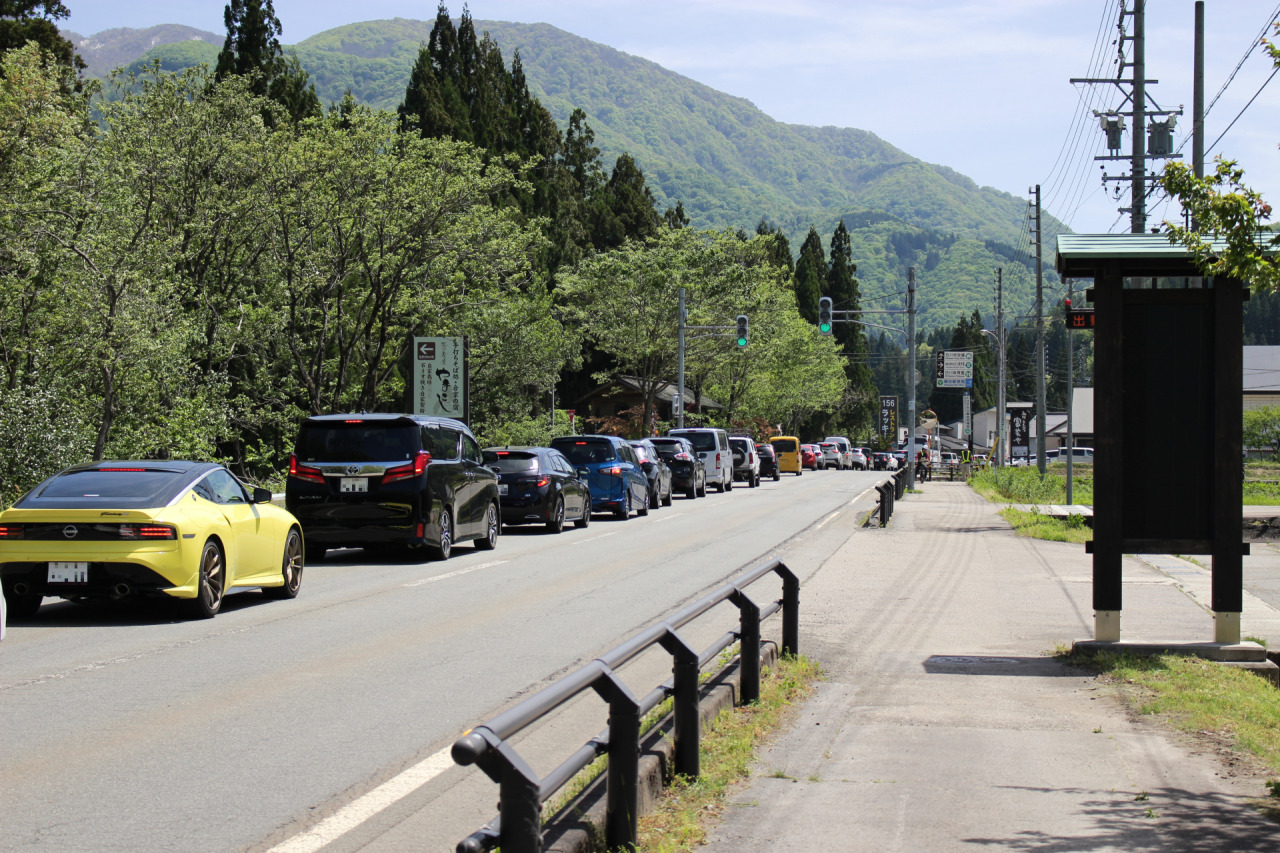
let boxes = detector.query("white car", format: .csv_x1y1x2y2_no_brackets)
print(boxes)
817,441,844,470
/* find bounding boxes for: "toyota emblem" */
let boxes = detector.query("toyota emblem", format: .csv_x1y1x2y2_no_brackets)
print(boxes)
63,525,78,539
346,465,360,476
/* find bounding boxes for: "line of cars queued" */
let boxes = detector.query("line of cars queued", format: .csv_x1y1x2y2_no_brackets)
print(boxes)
0,412,868,627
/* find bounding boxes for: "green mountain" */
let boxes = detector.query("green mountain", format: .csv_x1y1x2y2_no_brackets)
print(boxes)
67,19,1062,331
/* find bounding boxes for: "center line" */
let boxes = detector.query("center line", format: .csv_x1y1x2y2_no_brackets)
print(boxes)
400,560,506,588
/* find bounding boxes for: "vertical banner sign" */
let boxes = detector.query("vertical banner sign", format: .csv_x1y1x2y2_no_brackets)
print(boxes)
413,337,468,421
879,396,899,439
1009,407,1031,461
963,392,972,437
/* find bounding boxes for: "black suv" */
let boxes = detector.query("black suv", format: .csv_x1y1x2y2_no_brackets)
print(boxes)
286,414,499,561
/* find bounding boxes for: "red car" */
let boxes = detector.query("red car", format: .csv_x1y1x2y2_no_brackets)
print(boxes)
801,444,820,470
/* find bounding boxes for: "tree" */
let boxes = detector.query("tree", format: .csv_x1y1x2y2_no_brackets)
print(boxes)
0,0,84,80
214,0,319,122
794,226,824,323
1159,26,1280,291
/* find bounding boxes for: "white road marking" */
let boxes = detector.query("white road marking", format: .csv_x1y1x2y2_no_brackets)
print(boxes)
814,510,842,531
399,561,506,588
852,486,877,504
651,512,685,523
570,530,621,545
266,748,455,853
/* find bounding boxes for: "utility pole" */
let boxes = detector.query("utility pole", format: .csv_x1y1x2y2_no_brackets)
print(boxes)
1130,0,1147,233
906,268,917,487
677,288,686,429
1072,0,1178,232
1193,1,1205,181
995,268,1006,467
1032,185,1046,475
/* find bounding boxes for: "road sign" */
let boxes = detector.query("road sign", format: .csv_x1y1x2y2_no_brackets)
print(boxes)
936,351,974,387
1066,308,1096,329
963,393,972,436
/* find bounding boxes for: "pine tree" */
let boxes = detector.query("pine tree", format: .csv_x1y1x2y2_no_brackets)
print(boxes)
755,220,794,277
215,0,318,122
594,153,661,250
794,227,825,324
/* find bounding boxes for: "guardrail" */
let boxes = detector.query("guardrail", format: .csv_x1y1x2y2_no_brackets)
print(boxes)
876,470,907,526
451,559,799,853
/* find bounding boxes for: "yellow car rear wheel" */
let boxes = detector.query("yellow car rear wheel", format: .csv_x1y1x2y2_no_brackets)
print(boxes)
189,540,226,619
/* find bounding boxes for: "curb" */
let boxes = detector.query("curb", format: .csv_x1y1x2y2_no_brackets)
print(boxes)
543,641,781,853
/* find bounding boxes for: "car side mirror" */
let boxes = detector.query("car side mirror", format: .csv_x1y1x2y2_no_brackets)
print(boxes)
577,468,590,477
251,486,274,504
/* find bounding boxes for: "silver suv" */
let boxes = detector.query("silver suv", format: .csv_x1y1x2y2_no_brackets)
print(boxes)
728,436,760,488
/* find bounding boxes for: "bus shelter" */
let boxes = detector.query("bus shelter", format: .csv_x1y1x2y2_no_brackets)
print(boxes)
1056,233,1248,645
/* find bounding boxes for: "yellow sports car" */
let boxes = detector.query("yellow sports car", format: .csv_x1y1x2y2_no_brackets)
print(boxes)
0,461,303,620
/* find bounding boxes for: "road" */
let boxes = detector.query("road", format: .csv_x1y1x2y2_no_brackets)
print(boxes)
0,466,885,852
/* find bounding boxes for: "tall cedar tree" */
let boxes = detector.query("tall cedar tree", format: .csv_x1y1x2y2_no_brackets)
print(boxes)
0,1,84,78
215,0,319,122
794,226,825,324
826,221,876,420
756,220,795,277
401,6,666,271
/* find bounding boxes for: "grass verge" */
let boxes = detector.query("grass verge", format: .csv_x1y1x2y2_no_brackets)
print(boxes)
999,507,1093,544
1064,647,1280,816
635,654,823,852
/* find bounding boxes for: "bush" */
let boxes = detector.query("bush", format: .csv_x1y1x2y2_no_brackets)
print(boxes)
0,386,95,506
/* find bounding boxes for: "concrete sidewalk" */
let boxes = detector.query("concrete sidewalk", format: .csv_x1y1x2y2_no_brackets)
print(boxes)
700,481,1280,852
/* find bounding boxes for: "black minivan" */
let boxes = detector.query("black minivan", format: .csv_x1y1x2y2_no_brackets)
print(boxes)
286,414,499,561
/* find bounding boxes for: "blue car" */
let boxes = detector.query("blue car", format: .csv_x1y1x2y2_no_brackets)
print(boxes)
549,435,650,520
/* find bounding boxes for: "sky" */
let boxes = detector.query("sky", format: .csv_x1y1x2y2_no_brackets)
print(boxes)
62,1,1280,235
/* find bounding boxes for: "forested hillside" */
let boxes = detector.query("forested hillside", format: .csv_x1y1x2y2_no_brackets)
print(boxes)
68,17,1062,330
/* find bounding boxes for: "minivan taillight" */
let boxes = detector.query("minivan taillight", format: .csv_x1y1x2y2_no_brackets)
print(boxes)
288,455,326,484
383,451,432,483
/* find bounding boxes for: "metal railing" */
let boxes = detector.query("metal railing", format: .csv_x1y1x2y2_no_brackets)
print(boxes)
876,470,907,526
451,559,799,853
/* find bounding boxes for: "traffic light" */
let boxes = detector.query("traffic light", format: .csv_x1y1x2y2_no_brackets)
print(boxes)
818,297,833,335
735,314,749,348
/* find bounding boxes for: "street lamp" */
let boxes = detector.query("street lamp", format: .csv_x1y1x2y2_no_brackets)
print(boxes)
981,328,1006,466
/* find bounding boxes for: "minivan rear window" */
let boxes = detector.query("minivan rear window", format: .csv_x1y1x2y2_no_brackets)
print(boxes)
296,422,418,462
483,451,539,473
772,438,797,452
551,439,616,465
677,432,716,452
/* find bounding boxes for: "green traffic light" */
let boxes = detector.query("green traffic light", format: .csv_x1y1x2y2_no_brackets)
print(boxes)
818,322,832,334
736,336,747,347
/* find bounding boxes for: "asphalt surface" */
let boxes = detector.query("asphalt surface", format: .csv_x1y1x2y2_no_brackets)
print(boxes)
0,467,886,853
699,481,1280,852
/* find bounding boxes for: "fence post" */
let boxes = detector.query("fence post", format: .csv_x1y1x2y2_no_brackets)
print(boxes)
780,567,799,658
593,675,641,852
659,630,701,778
452,729,543,853
730,589,762,703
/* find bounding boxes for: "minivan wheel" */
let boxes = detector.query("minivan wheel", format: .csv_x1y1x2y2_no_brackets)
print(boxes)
614,492,630,520
432,509,453,561
475,503,499,550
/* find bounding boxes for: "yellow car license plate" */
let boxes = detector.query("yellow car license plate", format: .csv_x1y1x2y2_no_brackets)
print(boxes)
48,562,89,583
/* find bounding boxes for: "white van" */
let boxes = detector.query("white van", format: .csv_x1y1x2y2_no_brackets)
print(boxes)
669,427,734,492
